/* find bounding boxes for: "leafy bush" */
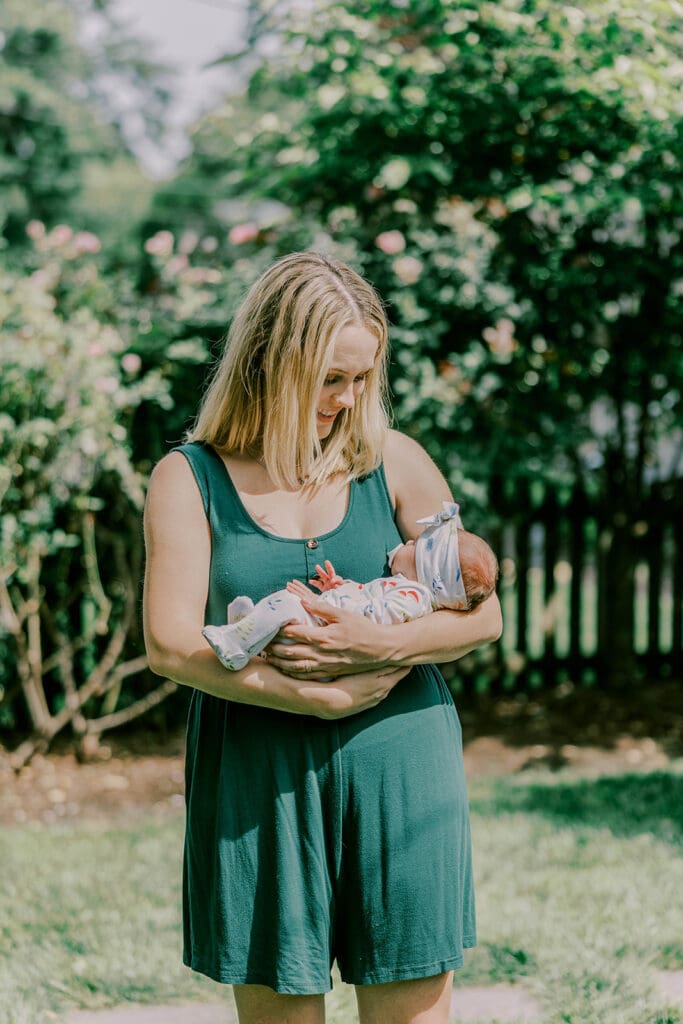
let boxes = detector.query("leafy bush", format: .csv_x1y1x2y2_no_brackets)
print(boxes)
0,228,175,763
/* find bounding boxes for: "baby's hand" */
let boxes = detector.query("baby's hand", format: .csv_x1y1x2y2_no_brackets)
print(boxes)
286,579,313,601
310,560,345,592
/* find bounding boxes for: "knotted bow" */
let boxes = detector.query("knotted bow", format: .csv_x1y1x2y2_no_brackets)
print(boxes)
416,501,464,530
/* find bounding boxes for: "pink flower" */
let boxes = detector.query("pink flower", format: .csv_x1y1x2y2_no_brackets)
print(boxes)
393,255,423,285
200,235,219,253
179,230,200,255
94,375,118,394
375,230,406,255
26,220,46,240
72,231,101,255
166,254,189,275
121,353,142,374
144,230,174,257
47,224,73,248
483,318,517,359
88,341,106,357
182,266,222,285
28,269,52,289
228,222,259,245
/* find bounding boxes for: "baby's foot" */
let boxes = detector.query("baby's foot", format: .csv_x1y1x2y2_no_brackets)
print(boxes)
227,595,255,624
202,625,249,671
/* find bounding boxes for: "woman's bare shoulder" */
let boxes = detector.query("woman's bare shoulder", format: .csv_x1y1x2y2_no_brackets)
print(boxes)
145,451,206,524
383,427,429,463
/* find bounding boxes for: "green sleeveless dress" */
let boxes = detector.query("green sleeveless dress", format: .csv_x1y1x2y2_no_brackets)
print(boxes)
174,441,476,994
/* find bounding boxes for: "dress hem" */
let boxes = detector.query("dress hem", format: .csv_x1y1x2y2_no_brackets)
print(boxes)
183,940,476,994
183,957,333,995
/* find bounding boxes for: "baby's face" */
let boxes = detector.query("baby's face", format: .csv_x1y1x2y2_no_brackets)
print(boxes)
390,539,418,580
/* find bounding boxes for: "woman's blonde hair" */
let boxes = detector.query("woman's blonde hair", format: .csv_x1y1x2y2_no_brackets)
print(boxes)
186,251,391,488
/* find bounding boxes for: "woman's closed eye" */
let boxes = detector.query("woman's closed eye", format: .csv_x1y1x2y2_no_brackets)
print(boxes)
324,373,368,387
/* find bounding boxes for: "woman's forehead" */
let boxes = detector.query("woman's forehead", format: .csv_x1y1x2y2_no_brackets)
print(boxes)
328,324,379,371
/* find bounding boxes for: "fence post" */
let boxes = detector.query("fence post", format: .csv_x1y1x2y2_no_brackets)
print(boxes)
542,487,559,688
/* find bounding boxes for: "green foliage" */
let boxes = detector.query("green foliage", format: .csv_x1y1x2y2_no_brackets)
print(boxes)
177,0,683,511
0,236,168,737
0,0,170,248
0,217,281,745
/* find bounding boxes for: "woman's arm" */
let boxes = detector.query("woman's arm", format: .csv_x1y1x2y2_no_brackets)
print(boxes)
381,429,503,662
268,430,501,678
142,453,408,716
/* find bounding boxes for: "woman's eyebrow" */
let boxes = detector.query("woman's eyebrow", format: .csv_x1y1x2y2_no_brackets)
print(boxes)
327,366,373,374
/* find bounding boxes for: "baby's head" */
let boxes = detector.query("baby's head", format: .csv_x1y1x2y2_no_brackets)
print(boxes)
389,502,498,610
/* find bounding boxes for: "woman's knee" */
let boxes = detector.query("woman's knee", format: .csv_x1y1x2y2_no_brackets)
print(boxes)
232,983,326,1024
355,970,454,1024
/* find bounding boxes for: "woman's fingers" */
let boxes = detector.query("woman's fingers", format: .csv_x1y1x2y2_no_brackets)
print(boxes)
278,621,328,643
305,665,412,718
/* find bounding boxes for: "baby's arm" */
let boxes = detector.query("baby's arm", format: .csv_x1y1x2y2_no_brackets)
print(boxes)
312,575,435,623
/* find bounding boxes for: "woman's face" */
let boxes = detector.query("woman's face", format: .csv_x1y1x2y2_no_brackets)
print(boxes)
316,323,379,438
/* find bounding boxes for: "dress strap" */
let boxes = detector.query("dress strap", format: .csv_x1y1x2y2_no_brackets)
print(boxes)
170,442,216,519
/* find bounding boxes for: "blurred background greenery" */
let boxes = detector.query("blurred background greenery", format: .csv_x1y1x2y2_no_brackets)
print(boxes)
1,0,682,765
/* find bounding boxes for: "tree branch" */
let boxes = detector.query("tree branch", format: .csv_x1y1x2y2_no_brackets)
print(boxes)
9,654,150,771
85,678,178,735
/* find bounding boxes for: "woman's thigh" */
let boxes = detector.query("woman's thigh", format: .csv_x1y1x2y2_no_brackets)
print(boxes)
232,984,325,1024
355,971,454,1024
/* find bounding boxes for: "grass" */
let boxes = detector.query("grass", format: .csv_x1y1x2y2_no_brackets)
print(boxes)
2,767,682,1024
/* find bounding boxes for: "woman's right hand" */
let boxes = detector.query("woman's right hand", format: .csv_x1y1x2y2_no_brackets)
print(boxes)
295,664,412,719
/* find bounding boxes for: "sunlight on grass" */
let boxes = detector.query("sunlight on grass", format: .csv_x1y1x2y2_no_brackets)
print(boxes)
2,769,682,1024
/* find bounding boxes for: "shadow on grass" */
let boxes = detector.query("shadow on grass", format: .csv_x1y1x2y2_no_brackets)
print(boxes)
471,771,683,847
457,942,537,986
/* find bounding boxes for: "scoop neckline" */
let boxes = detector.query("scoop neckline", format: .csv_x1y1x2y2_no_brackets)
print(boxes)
204,444,357,544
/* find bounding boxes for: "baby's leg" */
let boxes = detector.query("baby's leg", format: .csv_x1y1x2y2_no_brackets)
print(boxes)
202,590,313,671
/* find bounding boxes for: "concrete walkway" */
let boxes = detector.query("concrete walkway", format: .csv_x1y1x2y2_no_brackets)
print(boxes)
64,983,544,1024
61,972,683,1024
65,1008,235,1024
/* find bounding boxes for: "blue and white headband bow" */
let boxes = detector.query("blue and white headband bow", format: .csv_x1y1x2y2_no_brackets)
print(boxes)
415,501,468,610
415,501,464,530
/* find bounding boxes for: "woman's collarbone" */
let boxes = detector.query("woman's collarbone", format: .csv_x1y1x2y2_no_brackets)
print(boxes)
241,482,349,539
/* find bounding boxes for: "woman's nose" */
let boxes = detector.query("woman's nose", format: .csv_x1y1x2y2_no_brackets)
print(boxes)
336,383,356,408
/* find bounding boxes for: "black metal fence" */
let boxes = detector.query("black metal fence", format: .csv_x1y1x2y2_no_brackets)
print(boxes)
451,477,683,695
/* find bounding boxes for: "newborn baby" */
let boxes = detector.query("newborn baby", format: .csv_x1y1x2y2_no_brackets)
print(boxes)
202,502,498,672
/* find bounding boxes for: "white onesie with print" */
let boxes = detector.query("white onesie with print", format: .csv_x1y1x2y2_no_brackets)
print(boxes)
202,574,435,671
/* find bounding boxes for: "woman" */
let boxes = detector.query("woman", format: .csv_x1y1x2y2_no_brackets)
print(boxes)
143,251,502,1024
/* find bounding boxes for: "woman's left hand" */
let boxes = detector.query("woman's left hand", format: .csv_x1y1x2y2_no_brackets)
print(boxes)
265,596,392,680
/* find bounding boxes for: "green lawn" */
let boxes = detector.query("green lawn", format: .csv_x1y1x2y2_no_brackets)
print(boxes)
2,767,682,1024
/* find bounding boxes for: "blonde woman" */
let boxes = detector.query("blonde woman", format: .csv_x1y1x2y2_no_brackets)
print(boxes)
143,252,502,1024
